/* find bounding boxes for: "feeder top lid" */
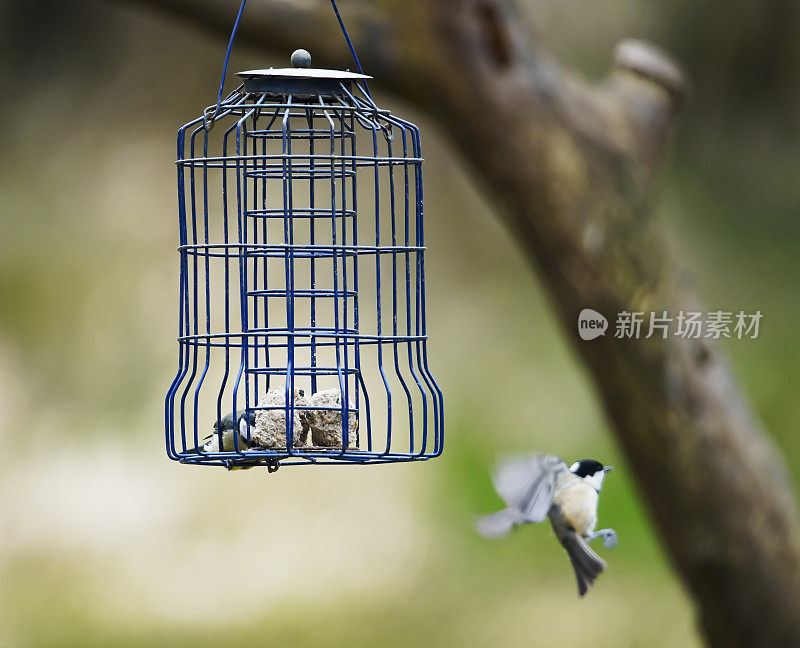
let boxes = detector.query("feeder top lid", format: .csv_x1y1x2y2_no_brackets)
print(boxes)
236,68,372,81
237,49,371,82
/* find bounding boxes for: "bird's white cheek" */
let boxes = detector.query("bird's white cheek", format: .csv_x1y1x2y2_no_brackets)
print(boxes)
585,472,606,491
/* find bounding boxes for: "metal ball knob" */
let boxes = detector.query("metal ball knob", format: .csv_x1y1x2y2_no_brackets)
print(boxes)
291,49,312,69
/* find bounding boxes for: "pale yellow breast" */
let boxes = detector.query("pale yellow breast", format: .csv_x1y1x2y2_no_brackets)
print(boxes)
555,483,598,537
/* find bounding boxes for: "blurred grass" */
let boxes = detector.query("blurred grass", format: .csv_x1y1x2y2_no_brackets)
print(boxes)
0,0,798,646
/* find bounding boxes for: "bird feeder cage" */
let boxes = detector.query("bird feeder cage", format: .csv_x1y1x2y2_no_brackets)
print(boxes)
164,6,443,470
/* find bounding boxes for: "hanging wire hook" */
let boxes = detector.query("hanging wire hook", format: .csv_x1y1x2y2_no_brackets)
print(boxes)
329,0,372,98
207,0,371,132
206,0,248,130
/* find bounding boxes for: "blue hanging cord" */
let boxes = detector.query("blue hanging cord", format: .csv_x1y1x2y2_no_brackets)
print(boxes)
209,0,371,128
329,0,372,98
208,0,248,127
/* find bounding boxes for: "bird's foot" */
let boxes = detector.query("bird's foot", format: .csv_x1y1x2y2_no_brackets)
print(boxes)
588,528,618,549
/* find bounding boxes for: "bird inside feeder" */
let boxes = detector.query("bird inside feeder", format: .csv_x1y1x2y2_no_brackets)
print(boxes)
164,1,443,470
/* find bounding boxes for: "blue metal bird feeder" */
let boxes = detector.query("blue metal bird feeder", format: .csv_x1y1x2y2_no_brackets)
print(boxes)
165,1,443,470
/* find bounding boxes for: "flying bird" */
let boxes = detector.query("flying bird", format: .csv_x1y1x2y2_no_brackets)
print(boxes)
476,453,617,596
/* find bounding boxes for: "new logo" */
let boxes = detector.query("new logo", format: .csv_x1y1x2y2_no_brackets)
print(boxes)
578,309,608,340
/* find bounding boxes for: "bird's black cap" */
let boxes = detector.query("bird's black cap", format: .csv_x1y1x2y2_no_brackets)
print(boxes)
571,459,606,478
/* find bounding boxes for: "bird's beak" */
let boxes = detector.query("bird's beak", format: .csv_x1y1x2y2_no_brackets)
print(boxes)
604,466,614,472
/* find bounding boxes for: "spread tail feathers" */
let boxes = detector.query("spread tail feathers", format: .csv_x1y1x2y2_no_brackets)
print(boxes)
475,508,522,539
562,532,606,596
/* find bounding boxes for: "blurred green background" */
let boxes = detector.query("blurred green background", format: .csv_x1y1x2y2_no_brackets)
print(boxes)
0,1,798,646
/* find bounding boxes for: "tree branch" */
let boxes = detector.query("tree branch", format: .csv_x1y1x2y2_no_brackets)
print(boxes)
118,0,800,645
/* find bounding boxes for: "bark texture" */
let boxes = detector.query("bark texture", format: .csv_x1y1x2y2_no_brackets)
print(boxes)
117,1,800,645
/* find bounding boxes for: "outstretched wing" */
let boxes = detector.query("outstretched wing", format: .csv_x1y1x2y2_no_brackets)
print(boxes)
492,454,566,523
